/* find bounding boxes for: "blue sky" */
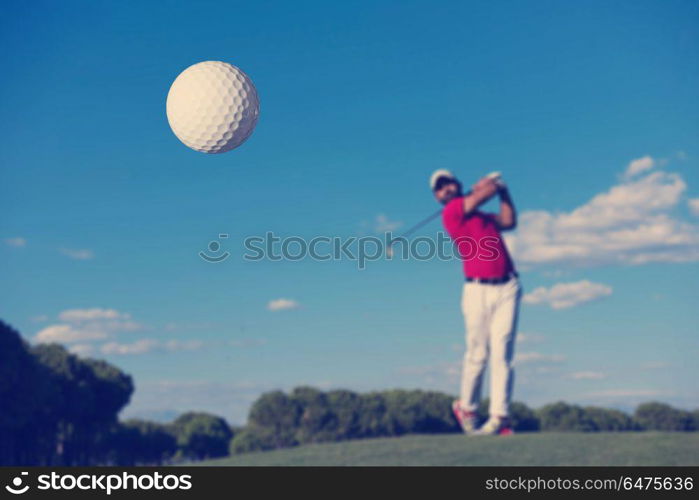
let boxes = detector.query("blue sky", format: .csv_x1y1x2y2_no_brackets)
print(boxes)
1,0,698,424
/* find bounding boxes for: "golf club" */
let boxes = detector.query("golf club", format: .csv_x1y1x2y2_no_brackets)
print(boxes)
386,208,442,257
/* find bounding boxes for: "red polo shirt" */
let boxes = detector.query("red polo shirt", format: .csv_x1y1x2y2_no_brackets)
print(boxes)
442,197,515,279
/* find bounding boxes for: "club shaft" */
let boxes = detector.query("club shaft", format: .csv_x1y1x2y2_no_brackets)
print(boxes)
394,208,443,240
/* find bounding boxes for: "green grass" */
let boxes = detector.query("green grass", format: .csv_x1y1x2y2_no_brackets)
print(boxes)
197,432,699,466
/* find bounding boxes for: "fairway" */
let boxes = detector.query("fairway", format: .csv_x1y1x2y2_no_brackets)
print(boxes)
198,432,699,466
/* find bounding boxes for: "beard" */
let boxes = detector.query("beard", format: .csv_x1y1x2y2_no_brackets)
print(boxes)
439,187,463,205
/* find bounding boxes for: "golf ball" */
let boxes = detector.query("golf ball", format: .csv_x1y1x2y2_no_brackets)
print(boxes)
166,61,260,154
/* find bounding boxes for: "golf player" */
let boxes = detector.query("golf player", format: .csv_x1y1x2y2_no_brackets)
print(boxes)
430,169,521,436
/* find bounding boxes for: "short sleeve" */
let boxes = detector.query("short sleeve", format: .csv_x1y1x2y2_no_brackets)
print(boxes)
442,197,465,236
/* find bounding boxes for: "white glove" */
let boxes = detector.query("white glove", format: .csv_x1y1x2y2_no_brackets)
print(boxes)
486,171,507,190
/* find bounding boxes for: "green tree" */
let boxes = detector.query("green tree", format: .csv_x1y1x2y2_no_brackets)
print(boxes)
247,391,301,448
633,402,694,431
537,401,596,432
31,343,134,465
509,402,540,431
106,420,177,465
691,409,699,431
169,412,233,460
383,390,458,435
356,392,390,437
290,386,338,443
1,321,133,465
229,426,279,454
583,406,635,431
325,389,362,439
0,321,58,465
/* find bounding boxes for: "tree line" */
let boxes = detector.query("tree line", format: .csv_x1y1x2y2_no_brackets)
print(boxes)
229,387,699,453
1,319,697,465
0,320,231,465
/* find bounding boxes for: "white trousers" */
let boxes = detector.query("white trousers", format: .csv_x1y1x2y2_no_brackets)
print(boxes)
460,277,521,417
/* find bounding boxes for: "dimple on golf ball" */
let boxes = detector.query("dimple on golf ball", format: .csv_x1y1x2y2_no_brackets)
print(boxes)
166,61,260,154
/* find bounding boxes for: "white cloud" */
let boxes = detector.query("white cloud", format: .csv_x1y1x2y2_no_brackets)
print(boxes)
623,155,655,179
161,339,204,351
569,371,607,380
515,352,567,364
517,332,545,344
163,321,217,332
506,168,699,267
4,237,26,247
688,198,699,216
560,171,684,228
68,343,95,356
399,362,460,378
267,298,300,311
523,280,612,309
35,324,109,343
583,389,665,398
640,361,669,370
396,361,461,387
229,338,268,348
374,214,403,233
34,308,142,345
34,308,242,358
59,248,94,260
575,388,690,410
59,308,130,322
101,339,158,355
90,338,206,356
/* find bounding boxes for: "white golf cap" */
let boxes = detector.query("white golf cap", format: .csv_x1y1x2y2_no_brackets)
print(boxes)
429,169,456,190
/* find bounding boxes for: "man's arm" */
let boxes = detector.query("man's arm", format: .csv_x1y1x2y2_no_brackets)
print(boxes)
493,186,516,230
463,178,500,215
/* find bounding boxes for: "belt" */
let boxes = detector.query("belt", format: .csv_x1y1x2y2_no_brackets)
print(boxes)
465,271,518,285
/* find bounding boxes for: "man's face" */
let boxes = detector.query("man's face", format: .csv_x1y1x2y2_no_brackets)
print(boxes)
433,180,461,205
